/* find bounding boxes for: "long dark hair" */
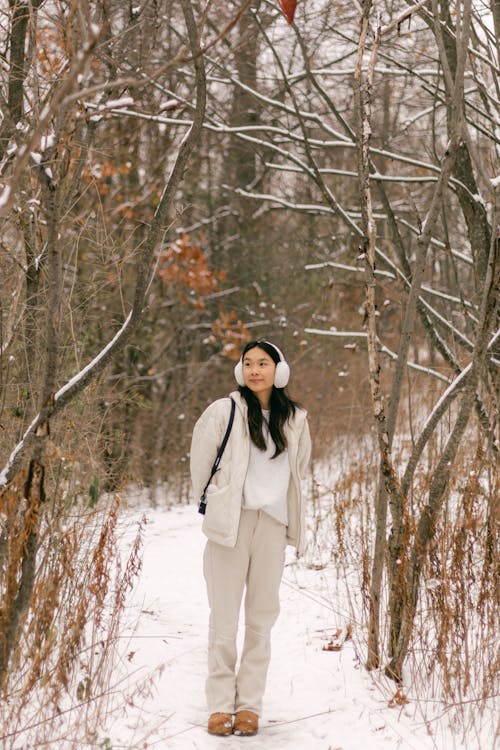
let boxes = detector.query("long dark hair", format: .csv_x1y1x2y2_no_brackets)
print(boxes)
238,340,298,458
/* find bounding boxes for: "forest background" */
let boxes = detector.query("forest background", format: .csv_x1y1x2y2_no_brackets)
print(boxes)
0,0,498,747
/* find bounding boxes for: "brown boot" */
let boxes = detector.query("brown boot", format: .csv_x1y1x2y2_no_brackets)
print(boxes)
207,712,233,736
234,710,259,736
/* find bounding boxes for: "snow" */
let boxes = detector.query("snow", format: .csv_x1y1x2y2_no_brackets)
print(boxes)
0,185,11,209
161,98,179,110
40,133,55,151
97,96,135,111
305,261,396,280
104,504,472,750
305,327,368,338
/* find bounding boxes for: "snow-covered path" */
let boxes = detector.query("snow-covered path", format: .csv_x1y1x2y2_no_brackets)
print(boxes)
107,505,460,750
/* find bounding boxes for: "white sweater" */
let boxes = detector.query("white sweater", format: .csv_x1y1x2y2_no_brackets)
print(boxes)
243,410,290,525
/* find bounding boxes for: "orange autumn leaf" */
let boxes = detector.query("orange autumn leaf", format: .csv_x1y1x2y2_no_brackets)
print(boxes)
322,641,343,652
321,625,352,652
158,235,221,300
388,689,409,708
211,312,250,360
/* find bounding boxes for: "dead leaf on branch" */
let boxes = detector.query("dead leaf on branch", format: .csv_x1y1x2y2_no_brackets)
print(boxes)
211,312,250,361
322,640,343,652
279,0,298,25
388,689,409,708
321,624,353,652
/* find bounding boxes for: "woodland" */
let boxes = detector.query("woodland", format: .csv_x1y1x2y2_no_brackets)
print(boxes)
0,0,498,746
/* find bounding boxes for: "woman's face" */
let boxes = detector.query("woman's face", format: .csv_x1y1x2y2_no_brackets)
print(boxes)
242,346,276,405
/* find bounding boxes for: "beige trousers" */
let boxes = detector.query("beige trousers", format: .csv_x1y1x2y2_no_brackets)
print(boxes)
203,508,287,716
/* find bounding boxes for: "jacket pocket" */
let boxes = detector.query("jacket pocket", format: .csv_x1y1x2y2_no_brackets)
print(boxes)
202,483,235,541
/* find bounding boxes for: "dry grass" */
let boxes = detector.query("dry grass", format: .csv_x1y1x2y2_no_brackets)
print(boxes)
0,476,145,749
305,409,499,742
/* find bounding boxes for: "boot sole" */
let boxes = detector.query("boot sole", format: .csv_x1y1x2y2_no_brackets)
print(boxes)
234,727,258,736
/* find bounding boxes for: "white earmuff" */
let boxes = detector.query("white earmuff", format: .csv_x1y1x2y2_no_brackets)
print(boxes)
234,359,245,387
266,342,290,388
234,341,290,389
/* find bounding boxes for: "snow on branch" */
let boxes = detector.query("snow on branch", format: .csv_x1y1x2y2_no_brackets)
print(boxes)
235,190,333,215
305,261,395,279
289,65,474,80
0,410,41,488
421,284,478,312
419,296,475,351
378,344,451,383
305,328,368,338
0,311,134,488
206,72,351,143
55,311,133,404
304,328,452,383
88,97,481,207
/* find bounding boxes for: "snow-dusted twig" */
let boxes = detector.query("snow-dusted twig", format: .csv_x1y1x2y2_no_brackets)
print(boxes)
305,261,395,279
378,344,451,383
305,328,368,339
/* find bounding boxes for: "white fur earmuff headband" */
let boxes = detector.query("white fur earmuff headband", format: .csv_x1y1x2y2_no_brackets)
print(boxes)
234,341,290,389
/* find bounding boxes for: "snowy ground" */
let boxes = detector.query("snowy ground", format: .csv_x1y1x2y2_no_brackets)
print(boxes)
104,504,488,750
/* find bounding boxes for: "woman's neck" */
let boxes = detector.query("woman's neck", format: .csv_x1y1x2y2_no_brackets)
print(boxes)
256,391,271,410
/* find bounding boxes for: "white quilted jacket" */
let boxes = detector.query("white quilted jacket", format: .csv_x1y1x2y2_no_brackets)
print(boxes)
190,391,311,552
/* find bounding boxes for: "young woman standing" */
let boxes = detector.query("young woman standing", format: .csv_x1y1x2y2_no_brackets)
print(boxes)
190,341,311,736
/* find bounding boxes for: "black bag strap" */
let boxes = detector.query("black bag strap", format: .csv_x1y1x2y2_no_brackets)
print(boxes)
198,397,236,515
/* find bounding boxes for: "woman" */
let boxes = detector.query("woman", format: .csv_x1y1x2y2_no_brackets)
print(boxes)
190,340,311,736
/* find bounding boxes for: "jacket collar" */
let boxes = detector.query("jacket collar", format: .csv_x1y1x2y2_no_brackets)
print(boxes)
229,390,247,416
